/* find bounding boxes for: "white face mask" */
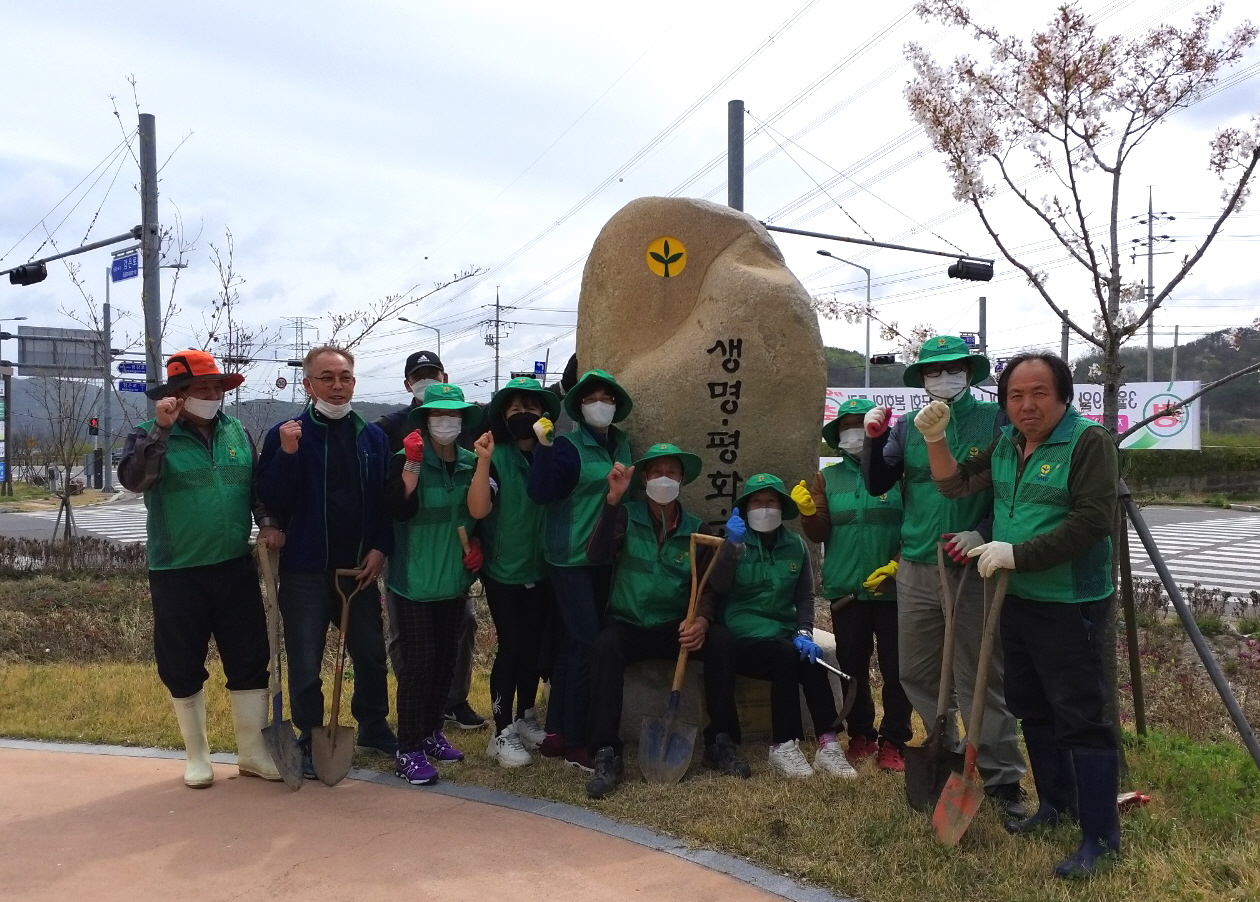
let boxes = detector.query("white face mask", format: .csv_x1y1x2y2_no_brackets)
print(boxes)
837,428,865,456
427,417,463,445
645,476,680,504
923,371,970,403
582,400,616,428
314,399,353,420
747,507,782,533
183,396,221,420
410,378,439,402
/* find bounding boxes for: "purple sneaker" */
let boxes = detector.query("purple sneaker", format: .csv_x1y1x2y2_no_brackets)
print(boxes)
395,751,439,786
421,730,465,762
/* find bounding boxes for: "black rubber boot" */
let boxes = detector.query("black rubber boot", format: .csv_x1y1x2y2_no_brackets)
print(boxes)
1054,748,1121,879
1007,721,1075,834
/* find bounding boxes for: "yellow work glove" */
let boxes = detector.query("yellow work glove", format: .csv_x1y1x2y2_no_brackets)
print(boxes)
532,416,555,447
862,560,899,594
790,479,817,517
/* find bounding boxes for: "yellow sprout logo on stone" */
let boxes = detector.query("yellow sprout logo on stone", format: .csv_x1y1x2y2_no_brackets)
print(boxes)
646,237,686,278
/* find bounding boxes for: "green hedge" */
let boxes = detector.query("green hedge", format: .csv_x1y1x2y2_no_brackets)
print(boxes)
1123,446,1260,493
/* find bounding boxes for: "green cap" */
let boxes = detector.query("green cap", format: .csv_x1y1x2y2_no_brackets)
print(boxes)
406,382,484,431
631,442,703,486
563,368,633,423
734,472,799,520
487,376,561,428
822,397,876,448
903,335,990,388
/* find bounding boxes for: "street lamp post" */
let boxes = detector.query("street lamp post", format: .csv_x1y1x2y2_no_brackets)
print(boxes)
398,318,441,356
817,250,872,388
0,317,27,496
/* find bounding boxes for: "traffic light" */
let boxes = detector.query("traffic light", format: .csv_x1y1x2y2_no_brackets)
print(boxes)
947,259,994,281
870,354,897,365
8,263,48,286
88,417,100,436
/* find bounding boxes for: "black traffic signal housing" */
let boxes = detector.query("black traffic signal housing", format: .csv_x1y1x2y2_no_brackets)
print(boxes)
947,259,994,281
9,263,48,286
870,354,897,365
88,417,100,436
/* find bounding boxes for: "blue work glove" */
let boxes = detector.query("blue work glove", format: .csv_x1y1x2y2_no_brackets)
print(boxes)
793,632,821,664
725,510,747,544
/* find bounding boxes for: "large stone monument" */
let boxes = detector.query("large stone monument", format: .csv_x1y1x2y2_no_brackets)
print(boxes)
577,196,826,528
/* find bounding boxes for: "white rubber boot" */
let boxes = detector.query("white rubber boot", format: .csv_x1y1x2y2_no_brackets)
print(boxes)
230,689,282,781
172,691,214,788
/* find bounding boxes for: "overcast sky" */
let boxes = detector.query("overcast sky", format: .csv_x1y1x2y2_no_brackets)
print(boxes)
3,0,1258,408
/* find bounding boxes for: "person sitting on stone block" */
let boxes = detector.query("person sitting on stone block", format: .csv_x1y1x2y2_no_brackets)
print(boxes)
709,473,856,779
582,442,750,800
796,397,911,773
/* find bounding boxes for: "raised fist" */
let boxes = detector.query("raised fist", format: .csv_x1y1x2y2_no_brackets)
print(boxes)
533,416,555,447
279,419,302,454
403,429,425,463
914,400,951,443
155,397,184,429
864,406,891,438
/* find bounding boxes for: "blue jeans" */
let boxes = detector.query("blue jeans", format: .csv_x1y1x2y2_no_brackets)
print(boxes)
279,570,391,739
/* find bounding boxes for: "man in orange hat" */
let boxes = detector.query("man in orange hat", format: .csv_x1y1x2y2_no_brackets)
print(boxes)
118,349,285,789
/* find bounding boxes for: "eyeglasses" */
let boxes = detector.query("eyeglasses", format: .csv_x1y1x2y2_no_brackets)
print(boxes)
919,362,969,378
311,374,356,387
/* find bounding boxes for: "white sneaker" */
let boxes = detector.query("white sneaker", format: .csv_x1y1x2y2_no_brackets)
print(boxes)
515,709,547,751
486,725,533,768
768,739,815,778
813,739,859,778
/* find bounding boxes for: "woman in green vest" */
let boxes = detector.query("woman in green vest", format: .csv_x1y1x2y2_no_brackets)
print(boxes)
478,377,562,768
386,383,489,786
526,369,633,771
797,397,910,774
713,473,852,779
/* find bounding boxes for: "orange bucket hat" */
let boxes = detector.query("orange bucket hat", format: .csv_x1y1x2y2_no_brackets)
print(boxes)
146,349,245,399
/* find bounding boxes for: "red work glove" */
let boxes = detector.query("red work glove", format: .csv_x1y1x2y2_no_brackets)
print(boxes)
864,406,892,438
462,538,483,572
942,530,984,564
403,429,425,463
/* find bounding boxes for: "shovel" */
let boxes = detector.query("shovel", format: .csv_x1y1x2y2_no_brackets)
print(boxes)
814,657,860,722
639,532,725,784
312,568,363,787
904,545,970,812
255,543,303,790
931,569,1010,846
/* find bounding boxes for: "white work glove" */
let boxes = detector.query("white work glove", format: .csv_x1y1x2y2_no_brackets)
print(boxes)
913,400,951,443
863,406,890,438
967,541,1015,579
942,530,984,564
532,416,555,447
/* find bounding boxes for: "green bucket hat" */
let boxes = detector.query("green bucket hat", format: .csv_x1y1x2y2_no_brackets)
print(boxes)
822,397,876,449
487,376,561,427
734,472,799,520
903,335,990,388
406,382,484,431
563,368,633,423
631,442,703,486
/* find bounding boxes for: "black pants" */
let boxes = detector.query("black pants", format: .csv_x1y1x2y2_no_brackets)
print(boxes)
392,596,465,752
587,618,741,754
1001,593,1116,750
733,637,840,745
149,555,269,699
832,599,913,747
483,575,552,733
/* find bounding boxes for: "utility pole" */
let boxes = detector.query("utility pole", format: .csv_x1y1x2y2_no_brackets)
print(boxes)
1061,309,1070,360
139,113,161,417
284,317,318,401
728,99,744,211
1171,325,1179,382
1133,189,1175,382
978,296,987,358
102,287,113,492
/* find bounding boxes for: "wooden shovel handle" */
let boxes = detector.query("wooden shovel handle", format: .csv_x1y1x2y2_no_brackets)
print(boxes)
327,568,364,729
457,526,471,554
670,532,725,693
960,570,1009,779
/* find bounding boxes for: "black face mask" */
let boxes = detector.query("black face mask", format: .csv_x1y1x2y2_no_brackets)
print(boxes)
506,411,541,440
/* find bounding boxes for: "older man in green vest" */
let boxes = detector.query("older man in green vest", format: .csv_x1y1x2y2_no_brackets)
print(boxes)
916,351,1121,879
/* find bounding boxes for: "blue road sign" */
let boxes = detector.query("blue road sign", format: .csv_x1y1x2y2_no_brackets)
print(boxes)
993,357,1010,374
959,332,978,348
111,253,140,283
534,360,546,376
118,380,147,393
117,360,146,375
0,462,6,482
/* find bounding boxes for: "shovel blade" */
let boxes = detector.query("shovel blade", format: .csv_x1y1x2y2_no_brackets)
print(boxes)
262,719,304,790
638,713,698,784
311,723,355,787
931,769,985,846
904,733,965,813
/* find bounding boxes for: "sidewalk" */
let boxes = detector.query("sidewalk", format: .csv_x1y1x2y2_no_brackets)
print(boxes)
0,741,849,902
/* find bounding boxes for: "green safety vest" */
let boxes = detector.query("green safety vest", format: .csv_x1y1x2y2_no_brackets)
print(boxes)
388,443,478,602
606,501,703,629
542,426,631,567
901,392,997,563
481,442,546,585
720,528,806,640
142,415,254,571
991,408,1114,603
821,455,903,600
